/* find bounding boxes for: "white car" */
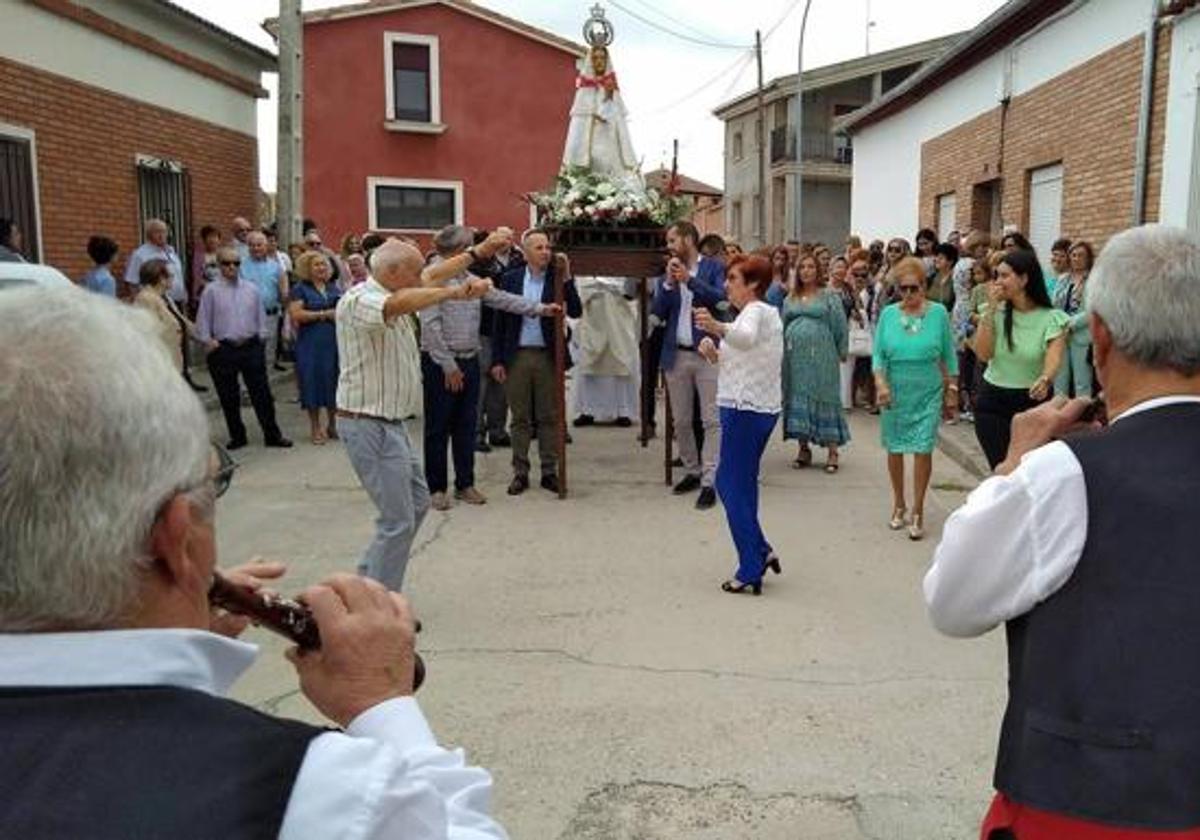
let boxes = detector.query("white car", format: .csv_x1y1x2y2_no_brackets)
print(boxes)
0,261,75,292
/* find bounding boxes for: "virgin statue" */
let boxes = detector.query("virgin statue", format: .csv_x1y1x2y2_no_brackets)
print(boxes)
562,22,640,185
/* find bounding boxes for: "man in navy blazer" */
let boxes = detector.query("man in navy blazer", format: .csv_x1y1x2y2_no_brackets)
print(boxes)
490,229,582,496
651,221,727,510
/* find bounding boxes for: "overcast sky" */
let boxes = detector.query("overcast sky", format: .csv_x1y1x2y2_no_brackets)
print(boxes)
176,0,1006,191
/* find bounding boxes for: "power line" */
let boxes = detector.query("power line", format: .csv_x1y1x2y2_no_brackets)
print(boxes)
607,0,749,50
762,0,806,42
628,49,756,119
620,0,725,43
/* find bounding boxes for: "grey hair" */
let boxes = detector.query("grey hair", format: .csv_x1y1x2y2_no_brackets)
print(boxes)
1087,225,1200,375
433,224,473,255
0,287,210,630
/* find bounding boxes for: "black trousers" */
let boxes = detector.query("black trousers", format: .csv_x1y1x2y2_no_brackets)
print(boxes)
422,353,481,493
207,338,283,445
974,379,1046,469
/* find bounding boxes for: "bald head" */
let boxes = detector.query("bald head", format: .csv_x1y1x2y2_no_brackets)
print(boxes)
370,239,425,290
231,217,252,242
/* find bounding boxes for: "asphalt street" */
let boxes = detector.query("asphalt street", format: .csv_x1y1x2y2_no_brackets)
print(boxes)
216,382,1003,839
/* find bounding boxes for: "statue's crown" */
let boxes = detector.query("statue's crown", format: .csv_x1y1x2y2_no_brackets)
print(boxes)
583,4,614,48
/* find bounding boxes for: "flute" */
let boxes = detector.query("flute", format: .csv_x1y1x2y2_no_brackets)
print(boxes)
208,571,426,692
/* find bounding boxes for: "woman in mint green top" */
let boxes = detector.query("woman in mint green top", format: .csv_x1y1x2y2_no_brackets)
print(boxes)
973,249,1068,468
1051,240,1095,397
872,257,958,540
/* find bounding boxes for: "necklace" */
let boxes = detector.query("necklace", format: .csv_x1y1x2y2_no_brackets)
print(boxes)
899,305,927,334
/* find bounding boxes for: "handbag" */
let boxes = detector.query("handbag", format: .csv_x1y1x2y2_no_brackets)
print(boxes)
848,322,873,357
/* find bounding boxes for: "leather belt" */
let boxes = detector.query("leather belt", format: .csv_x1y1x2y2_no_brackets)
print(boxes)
219,337,258,348
335,409,403,424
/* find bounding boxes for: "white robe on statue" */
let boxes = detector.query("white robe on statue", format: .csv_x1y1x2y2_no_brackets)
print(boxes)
562,65,639,184
572,277,640,421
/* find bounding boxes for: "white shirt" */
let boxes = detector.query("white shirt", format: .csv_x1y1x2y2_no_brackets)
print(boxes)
337,278,422,420
125,242,187,303
675,263,697,348
924,396,1200,638
0,629,507,840
715,300,783,414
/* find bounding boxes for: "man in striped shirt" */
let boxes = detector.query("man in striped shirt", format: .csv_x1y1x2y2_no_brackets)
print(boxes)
336,232,510,591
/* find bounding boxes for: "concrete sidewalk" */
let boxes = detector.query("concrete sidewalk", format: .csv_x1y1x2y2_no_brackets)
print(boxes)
936,420,990,480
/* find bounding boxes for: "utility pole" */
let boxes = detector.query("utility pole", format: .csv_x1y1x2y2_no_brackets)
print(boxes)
791,1,813,243
755,29,766,249
276,0,303,252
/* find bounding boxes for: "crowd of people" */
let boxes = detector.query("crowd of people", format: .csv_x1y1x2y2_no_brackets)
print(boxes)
5,204,1200,838
7,209,1102,595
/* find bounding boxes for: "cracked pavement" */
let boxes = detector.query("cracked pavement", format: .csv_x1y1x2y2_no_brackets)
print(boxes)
216,381,1003,838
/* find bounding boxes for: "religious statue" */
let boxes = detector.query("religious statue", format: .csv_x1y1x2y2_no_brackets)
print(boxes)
562,5,640,186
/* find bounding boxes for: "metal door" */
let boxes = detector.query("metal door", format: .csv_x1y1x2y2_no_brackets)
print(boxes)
0,132,40,261
136,155,192,267
1028,164,1064,269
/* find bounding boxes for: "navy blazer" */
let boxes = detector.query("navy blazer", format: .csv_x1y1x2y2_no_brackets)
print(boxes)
651,255,727,371
491,262,583,370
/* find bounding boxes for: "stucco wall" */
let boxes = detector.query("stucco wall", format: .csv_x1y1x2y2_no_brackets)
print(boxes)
301,6,579,246
849,0,1150,240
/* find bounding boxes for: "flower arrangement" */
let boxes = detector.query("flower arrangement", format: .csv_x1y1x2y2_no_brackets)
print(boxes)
528,167,692,229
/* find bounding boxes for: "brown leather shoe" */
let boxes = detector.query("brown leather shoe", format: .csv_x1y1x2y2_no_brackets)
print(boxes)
454,486,487,505
507,475,529,496
430,491,451,511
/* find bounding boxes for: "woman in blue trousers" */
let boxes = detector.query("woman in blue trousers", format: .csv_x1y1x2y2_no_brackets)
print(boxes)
695,254,785,595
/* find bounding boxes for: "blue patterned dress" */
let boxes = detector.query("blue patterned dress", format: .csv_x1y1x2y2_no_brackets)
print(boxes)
782,291,850,446
291,281,340,410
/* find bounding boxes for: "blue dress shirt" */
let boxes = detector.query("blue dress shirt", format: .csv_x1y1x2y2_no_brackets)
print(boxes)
518,268,546,348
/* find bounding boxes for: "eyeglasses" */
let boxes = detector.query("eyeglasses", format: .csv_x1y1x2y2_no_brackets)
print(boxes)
212,443,238,499
898,285,922,294
219,259,241,267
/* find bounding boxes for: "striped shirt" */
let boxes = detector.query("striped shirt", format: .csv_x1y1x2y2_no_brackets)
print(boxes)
336,278,421,420
418,260,542,373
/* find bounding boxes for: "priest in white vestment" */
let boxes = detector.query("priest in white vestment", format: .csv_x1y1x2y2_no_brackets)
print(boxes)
572,277,640,426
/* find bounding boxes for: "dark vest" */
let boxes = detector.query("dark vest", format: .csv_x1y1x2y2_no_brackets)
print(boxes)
0,684,324,839
995,402,1200,830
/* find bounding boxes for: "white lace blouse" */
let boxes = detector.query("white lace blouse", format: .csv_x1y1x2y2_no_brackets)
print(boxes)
714,300,783,414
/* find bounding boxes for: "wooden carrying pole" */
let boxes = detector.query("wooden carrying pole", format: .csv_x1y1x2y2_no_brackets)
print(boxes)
663,375,674,486
553,257,568,499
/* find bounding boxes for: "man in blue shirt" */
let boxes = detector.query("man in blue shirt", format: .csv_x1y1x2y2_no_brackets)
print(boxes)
490,230,582,496
241,230,288,370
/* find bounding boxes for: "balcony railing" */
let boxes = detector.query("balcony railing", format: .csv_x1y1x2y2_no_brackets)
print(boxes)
769,126,853,165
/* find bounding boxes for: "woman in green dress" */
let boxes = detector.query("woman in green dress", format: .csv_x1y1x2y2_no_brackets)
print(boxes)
782,254,850,472
873,257,958,540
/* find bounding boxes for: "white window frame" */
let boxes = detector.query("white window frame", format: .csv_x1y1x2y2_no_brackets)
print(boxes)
367,177,464,233
0,122,43,262
383,32,445,134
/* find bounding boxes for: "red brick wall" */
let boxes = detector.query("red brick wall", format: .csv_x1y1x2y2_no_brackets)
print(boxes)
0,57,259,283
919,27,1173,251
302,6,579,251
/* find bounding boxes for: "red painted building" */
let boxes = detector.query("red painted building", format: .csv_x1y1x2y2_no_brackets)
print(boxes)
288,0,585,249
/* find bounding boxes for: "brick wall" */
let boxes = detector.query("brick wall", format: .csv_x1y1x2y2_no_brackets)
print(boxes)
0,57,259,283
919,27,1173,251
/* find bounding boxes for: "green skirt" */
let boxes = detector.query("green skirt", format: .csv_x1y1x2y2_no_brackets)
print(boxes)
880,359,943,453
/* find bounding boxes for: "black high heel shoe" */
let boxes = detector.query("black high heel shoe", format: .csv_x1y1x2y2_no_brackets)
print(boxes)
763,553,782,575
721,579,762,596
